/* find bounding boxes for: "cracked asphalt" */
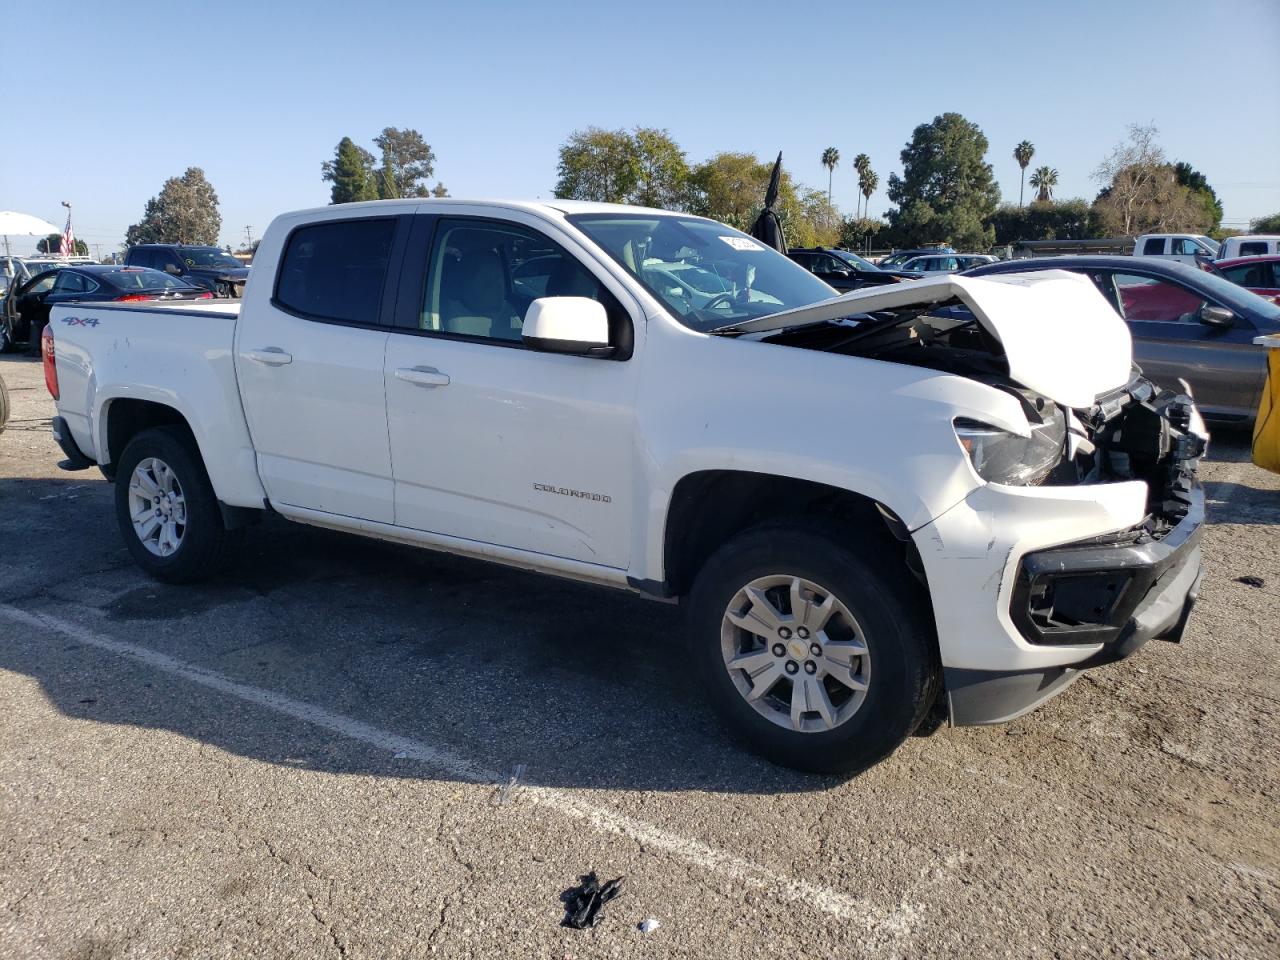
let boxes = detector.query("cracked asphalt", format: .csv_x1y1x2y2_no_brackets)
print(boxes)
1,353,1278,958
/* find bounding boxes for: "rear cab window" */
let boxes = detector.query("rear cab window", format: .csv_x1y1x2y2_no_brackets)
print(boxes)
274,218,398,326
1141,238,1167,255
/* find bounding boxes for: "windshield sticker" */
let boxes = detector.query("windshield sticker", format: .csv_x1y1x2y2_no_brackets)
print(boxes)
719,236,764,252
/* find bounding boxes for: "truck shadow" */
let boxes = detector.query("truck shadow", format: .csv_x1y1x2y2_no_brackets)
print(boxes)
0,476,841,796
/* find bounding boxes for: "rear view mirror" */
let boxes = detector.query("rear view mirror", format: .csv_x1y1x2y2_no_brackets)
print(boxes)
522,297,615,358
1200,305,1234,327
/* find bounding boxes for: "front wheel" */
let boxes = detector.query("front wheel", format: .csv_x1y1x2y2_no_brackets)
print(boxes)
114,426,238,583
687,519,939,775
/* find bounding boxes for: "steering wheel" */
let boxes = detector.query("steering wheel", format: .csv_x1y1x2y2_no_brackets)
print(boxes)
702,292,737,311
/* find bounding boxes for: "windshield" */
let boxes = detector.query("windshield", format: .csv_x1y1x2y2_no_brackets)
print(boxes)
568,213,836,332
833,250,879,272
103,267,195,290
178,247,243,269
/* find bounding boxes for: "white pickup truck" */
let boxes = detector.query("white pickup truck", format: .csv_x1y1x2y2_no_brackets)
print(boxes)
43,199,1208,773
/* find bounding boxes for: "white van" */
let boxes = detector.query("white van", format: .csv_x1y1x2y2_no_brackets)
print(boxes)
1217,235,1280,261
1133,234,1219,265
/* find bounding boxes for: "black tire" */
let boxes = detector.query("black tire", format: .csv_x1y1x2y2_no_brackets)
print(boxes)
114,426,238,583
686,518,940,775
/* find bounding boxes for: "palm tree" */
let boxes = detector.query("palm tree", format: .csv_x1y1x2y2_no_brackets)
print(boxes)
1013,140,1035,207
821,147,840,205
1029,165,1059,203
852,153,871,217
860,169,879,222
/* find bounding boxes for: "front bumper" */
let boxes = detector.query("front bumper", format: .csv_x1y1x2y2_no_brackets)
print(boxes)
946,484,1203,725
913,475,1205,726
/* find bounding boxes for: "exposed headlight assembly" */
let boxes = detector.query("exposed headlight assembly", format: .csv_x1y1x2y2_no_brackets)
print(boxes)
954,409,1066,486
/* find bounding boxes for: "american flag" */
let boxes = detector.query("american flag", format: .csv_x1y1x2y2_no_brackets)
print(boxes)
62,210,75,257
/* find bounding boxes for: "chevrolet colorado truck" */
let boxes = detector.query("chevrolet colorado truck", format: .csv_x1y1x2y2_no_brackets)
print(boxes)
43,199,1208,774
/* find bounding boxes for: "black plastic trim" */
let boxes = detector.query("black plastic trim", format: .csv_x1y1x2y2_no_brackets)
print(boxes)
51,416,95,470
1010,483,1204,647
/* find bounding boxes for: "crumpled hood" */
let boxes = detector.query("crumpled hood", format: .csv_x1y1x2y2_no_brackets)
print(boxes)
735,270,1133,409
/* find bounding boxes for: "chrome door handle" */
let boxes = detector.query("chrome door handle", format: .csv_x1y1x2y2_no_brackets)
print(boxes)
394,366,450,387
244,347,292,366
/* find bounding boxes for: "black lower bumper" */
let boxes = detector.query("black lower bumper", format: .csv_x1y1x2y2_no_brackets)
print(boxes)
948,484,1205,726
51,416,95,471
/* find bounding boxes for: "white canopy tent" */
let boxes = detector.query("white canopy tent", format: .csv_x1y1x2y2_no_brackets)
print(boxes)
0,211,64,257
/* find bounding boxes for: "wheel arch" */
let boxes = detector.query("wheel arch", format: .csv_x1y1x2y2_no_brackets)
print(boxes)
653,469,931,601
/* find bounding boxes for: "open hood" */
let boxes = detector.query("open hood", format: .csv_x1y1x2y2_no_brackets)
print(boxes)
733,270,1133,409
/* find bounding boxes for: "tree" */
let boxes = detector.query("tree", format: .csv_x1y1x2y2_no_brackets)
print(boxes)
852,153,871,217
554,127,688,208
821,147,840,205
1173,161,1223,233
431,183,450,198
554,127,641,204
372,127,436,199
126,167,221,246
1013,140,1035,207
860,168,879,219
884,113,1000,251
1029,166,1058,202
321,136,378,204
1251,212,1280,232
630,128,690,208
687,152,831,245
1091,125,1210,235
989,199,1093,244
36,234,88,256
839,216,884,252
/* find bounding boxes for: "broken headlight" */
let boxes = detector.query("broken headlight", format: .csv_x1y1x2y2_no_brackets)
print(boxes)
954,412,1066,486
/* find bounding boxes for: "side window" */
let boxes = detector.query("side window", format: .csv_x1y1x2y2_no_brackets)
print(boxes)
1141,238,1167,256
817,255,846,273
1173,238,1201,256
789,254,814,272
1239,241,1267,257
156,250,184,274
52,272,86,294
1220,263,1271,287
422,218,626,348
1111,273,1206,323
27,274,58,295
275,218,397,326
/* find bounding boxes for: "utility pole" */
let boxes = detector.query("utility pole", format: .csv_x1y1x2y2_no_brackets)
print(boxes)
244,226,253,248
93,243,102,262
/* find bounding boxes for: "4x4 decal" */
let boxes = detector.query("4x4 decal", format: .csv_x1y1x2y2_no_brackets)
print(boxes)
61,317,100,327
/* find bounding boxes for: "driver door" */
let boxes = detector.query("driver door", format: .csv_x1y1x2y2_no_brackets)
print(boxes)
1098,270,1261,417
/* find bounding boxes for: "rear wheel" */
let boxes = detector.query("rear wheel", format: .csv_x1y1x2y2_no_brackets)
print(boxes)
687,519,939,775
114,426,238,583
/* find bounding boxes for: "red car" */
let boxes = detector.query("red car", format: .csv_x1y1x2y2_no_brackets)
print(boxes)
1210,256,1280,304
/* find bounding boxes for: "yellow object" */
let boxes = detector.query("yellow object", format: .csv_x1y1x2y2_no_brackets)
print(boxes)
1253,334,1280,474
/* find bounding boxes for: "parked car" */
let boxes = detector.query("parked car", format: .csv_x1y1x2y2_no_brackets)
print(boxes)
896,253,997,275
125,244,250,297
966,255,1280,422
1132,233,1219,265
787,247,922,291
1216,235,1280,261
1209,256,1280,303
2,265,212,353
44,199,1207,774
877,246,956,269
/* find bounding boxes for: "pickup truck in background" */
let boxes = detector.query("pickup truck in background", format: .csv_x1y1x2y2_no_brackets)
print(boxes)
125,244,250,297
44,199,1208,774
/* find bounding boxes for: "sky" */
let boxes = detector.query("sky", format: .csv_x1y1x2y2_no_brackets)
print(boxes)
3,0,1277,256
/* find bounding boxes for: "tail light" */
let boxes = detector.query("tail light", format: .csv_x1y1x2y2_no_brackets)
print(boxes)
116,294,151,302
194,292,213,299
42,325,58,399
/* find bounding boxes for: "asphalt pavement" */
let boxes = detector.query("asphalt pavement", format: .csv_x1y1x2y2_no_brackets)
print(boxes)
1,353,1277,958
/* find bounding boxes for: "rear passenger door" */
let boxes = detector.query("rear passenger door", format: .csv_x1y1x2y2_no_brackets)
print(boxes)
383,211,642,568
235,215,407,522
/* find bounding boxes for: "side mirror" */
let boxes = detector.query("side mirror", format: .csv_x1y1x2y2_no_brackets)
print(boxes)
831,267,852,277
522,297,614,358
1200,304,1234,327
164,263,182,275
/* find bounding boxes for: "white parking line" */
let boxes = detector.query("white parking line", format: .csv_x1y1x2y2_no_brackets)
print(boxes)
0,604,901,932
